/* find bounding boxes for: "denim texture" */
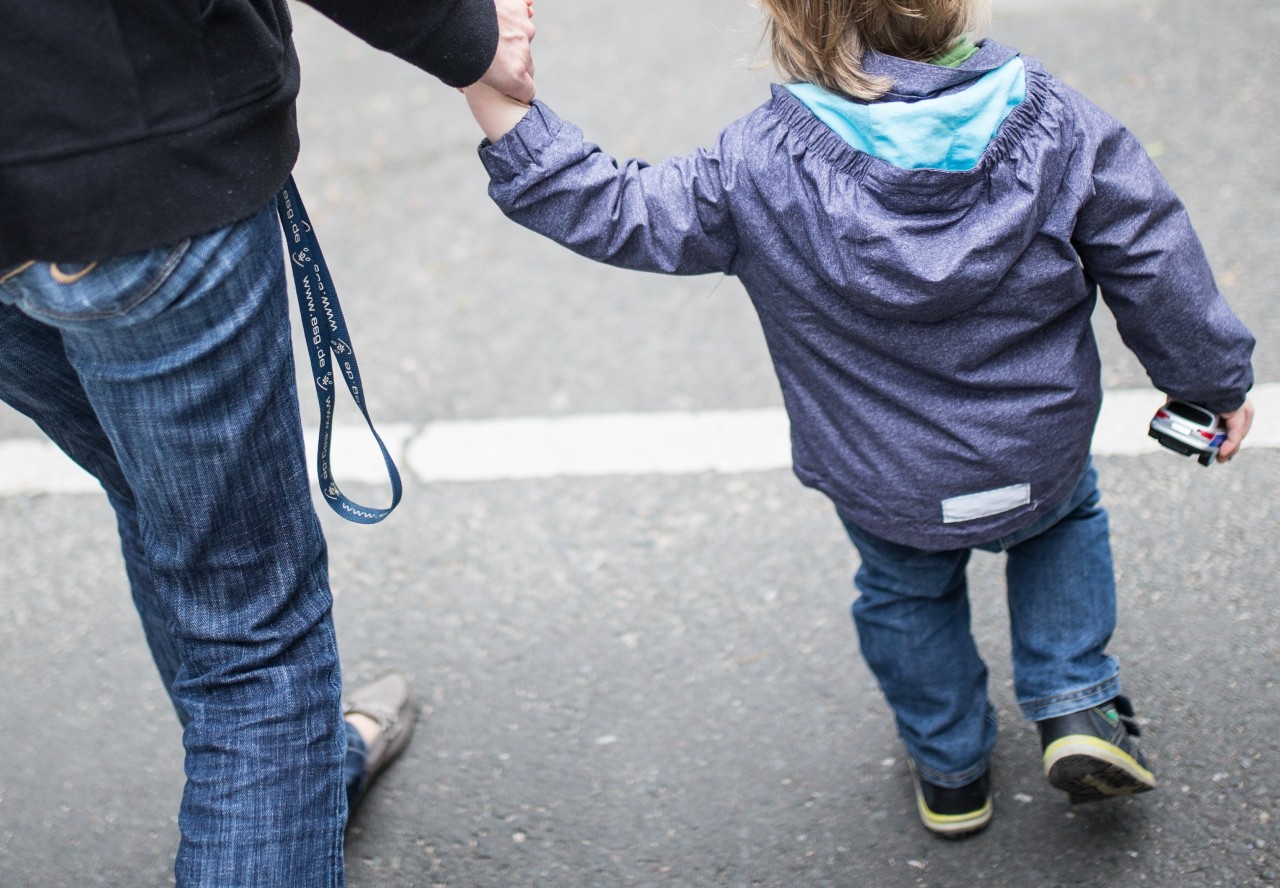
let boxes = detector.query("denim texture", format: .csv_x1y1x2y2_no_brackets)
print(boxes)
839,462,1120,787
345,721,370,812
0,205,348,887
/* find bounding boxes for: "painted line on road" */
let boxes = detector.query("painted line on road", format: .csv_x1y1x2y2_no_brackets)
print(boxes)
1,384,1277,496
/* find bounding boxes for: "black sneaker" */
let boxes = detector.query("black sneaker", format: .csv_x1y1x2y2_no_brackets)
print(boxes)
907,760,993,837
1038,696,1156,803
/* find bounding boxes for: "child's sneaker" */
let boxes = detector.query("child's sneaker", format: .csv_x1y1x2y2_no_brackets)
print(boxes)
907,760,993,837
1038,696,1156,803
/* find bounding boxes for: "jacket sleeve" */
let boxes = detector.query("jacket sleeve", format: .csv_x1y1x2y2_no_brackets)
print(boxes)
299,0,498,87
477,101,739,277
1070,101,1255,414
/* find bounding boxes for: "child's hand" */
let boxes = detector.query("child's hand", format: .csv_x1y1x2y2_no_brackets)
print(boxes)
1217,399,1254,462
464,80,533,143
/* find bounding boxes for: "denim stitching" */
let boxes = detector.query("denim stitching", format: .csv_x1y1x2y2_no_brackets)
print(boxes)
0,260,36,286
911,708,998,786
1021,674,1121,721
24,239,192,322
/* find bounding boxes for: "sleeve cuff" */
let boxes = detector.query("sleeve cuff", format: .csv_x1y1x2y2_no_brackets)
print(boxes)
408,0,499,87
478,100,564,182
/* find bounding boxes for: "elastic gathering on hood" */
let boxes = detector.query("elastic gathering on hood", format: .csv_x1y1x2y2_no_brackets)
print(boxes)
785,57,1027,171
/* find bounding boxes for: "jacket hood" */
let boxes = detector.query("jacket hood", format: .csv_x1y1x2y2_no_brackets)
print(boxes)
865,38,1020,99
772,41,1066,323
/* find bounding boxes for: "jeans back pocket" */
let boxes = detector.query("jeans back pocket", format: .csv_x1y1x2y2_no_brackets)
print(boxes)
0,241,191,326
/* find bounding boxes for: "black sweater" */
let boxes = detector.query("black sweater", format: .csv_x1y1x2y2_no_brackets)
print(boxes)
0,0,499,266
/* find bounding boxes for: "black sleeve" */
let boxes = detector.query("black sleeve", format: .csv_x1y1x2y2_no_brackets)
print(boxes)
299,0,499,87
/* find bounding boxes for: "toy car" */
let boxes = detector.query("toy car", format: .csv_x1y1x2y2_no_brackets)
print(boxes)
1148,400,1227,467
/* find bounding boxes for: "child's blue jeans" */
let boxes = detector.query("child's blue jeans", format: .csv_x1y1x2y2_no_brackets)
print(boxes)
838,461,1121,788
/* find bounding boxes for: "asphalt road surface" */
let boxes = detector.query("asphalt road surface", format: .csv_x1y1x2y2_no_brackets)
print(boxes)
1,1,1276,886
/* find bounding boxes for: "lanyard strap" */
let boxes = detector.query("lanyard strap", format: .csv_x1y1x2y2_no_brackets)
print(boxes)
276,176,402,524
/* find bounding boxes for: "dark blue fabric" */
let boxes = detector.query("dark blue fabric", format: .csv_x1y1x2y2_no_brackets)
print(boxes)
277,178,403,524
479,41,1255,551
344,720,371,813
0,206,348,886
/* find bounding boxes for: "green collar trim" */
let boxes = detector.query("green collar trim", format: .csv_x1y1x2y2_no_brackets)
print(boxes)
932,36,980,68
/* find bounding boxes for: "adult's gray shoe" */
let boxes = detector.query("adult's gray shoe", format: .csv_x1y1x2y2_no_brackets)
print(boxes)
344,673,416,783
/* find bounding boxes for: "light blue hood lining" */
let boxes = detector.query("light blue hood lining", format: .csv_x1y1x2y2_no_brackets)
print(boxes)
785,58,1027,171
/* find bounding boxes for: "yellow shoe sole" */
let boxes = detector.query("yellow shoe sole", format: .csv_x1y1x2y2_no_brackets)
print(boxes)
1043,734,1156,803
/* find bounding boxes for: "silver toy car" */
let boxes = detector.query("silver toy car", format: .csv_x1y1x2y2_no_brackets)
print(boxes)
1148,399,1227,467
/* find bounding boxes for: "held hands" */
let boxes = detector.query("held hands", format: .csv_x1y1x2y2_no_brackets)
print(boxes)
479,0,536,104
465,0,535,142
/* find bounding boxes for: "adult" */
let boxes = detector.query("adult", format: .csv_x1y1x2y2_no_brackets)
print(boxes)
0,1,533,885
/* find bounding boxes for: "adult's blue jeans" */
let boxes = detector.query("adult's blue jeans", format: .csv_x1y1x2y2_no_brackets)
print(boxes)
0,205,350,886
838,461,1121,788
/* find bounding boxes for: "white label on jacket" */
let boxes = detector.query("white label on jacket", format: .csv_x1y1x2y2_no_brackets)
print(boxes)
941,483,1031,524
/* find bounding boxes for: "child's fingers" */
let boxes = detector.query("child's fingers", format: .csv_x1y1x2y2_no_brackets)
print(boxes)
1216,399,1255,462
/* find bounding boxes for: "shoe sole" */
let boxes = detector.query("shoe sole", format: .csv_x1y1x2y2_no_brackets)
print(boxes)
1043,735,1156,804
909,777,993,837
916,797,993,837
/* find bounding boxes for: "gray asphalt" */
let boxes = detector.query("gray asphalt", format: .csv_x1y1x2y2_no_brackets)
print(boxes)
1,1,1277,886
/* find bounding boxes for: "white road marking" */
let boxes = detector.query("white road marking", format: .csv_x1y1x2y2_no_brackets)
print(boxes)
0,385,1276,496
406,409,791,482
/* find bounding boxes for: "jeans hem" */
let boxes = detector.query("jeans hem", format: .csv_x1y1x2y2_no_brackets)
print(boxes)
907,709,997,788
910,752,992,788
1019,673,1122,722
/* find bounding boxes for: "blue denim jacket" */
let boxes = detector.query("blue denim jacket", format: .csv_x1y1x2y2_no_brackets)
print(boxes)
478,40,1255,550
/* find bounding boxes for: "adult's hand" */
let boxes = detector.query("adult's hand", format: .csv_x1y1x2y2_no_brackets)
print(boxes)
479,0,536,103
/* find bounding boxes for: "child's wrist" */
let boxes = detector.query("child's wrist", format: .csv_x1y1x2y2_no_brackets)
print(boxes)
465,83,532,142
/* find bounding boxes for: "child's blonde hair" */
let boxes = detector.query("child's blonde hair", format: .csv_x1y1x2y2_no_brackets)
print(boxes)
761,0,993,100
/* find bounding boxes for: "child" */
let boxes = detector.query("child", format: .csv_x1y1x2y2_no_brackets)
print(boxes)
463,0,1256,837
